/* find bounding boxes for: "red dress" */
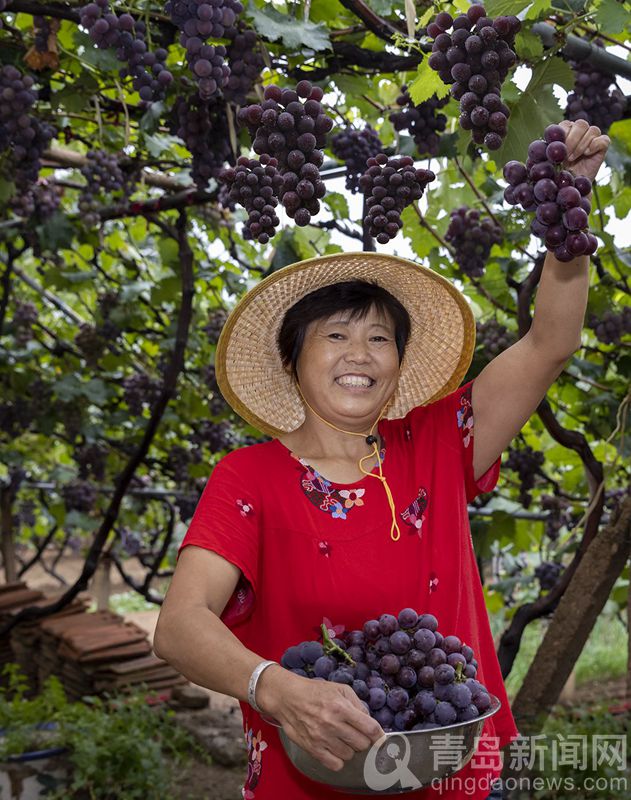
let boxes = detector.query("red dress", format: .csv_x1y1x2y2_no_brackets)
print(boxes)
178,379,519,799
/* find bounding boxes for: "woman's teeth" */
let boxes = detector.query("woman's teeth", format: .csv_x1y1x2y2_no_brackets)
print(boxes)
335,376,374,388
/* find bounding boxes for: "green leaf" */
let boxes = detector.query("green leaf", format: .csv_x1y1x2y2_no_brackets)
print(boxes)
594,0,630,33
140,102,166,135
524,0,553,19
323,192,350,220
484,0,532,15
408,61,450,105
612,186,631,219
247,3,332,51
143,133,181,158
36,212,75,251
73,30,120,71
515,28,545,60
528,56,575,93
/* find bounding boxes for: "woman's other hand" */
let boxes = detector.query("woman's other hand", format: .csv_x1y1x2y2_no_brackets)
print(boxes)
258,666,385,772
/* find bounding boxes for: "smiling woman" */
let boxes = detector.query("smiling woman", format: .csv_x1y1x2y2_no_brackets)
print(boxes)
154,251,518,800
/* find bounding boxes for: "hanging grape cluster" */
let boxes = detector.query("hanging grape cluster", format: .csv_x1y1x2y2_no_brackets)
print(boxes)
540,494,575,541
0,65,55,192
166,0,243,100
203,309,229,343
78,150,134,226
221,155,284,243
80,0,173,103
173,94,233,189
74,442,108,482
534,561,564,592
505,445,545,508
427,5,519,150
330,125,384,193
360,154,435,244
224,28,264,106
61,479,97,513
281,609,493,733
503,125,597,262
10,302,38,346
475,319,516,359
445,207,502,278
565,43,626,133
122,371,162,415
587,307,631,345
12,180,62,222
237,81,333,227
389,88,448,158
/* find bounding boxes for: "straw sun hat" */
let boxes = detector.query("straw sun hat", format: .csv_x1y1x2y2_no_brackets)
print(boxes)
215,251,476,438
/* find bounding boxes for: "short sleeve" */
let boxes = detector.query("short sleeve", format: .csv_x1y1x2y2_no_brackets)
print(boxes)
408,378,501,504
177,450,260,627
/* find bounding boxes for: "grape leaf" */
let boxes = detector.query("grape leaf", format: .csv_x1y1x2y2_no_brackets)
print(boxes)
525,0,553,19
73,30,120,71
247,3,331,51
484,0,532,15
408,60,450,105
594,0,630,34
323,192,350,220
515,29,544,60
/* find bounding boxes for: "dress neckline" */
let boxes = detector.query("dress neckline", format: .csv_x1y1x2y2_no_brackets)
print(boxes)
273,422,387,489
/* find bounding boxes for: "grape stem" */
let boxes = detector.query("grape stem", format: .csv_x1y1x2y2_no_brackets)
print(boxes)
412,203,454,256
320,623,356,666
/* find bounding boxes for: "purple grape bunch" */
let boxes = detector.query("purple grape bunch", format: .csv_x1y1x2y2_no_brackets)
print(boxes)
445,207,503,278
220,154,284,243
12,180,62,222
173,94,233,189
280,608,492,733
0,65,55,192
540,493,575,541
224,28,264,106
503,124,598,262
79,149,133,225
166,0,243,100
389,88,448,158
475,319,516,359
565,42,626,134
237,81,333,227
505,445,545,508
330,125,384,193
427,5,520,150
587,307,631,346
360,154,435,244
80,0,173,103
534,561,564,592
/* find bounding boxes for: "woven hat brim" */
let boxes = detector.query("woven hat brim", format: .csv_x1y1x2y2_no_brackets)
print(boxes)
215,251,475,438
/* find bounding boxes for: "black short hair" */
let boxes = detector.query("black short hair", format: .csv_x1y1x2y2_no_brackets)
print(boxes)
277,279,411,378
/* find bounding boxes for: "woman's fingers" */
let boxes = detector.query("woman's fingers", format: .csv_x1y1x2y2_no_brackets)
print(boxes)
585,133,610,157
568,124,603,162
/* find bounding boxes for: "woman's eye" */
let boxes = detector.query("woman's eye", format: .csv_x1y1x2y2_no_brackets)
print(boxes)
371,336,387,341
328,333,344,339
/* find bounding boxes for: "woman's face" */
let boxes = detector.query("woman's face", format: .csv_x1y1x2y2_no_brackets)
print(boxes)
294,305,401,429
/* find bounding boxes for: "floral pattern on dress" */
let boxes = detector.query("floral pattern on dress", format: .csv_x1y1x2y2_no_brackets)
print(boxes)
457,384,474,449
318,540,332,557
400,486,429,539
297,443,385,520
242,727,268,799
429,571,439,593
236,498,255,518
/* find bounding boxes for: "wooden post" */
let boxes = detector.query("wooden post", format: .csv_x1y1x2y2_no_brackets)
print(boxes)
92,553,112,610
0,487,17,583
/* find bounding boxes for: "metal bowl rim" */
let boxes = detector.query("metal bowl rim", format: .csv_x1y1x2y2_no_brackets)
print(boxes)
263,693,501,733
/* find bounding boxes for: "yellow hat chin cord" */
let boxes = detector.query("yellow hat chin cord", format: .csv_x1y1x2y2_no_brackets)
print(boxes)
294,381,401,542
